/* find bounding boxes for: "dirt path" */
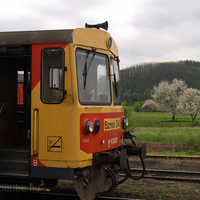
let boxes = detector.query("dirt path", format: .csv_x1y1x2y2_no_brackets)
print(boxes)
110,178,200,200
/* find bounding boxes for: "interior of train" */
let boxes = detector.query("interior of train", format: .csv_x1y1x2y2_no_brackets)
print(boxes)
0,45,31,177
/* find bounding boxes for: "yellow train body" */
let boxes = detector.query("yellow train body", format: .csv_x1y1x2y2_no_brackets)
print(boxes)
30,28,123,170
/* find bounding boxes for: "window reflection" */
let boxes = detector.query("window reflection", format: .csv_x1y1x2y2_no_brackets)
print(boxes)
76,48,111,105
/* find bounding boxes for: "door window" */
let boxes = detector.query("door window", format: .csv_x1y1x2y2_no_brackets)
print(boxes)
41,48,65,104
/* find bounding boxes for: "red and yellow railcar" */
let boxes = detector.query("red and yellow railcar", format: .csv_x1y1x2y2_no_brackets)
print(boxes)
0,22,145,200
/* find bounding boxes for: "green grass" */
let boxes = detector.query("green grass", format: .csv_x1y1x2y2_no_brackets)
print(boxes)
148,150,200,156
134,127,200,148
124,109,200,154
129,112,200,127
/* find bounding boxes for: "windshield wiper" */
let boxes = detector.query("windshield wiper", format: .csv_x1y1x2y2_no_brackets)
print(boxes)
82,48,97,89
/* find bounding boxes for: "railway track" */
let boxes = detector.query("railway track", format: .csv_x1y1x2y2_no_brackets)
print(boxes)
130,168,200,182
1,155,199,199
0,191,143,200
146,155,200,160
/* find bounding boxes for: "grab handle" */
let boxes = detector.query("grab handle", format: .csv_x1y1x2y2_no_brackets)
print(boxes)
33,109,38,157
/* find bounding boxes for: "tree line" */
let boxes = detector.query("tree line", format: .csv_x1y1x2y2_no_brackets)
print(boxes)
120,60,200,105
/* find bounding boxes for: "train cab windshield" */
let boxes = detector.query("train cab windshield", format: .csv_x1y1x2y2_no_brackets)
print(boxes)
76,48,111,105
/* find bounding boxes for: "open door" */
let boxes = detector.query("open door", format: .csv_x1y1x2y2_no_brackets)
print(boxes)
0,45,31,177
0,63,16,147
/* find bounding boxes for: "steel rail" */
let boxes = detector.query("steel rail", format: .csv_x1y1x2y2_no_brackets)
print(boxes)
146,155,200,160
130,168,200,182
4,191,143,200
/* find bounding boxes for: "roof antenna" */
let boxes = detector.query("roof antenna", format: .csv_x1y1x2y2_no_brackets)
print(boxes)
85,21,108,31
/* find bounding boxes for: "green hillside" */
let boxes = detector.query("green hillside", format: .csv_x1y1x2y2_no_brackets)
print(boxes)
121,60,200,105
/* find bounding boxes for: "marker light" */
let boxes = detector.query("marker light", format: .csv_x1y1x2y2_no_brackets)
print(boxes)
107,37,112,49
86,120,94,134
123,117,128,129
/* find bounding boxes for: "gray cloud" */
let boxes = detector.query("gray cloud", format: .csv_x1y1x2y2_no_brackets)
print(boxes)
1,0,200,68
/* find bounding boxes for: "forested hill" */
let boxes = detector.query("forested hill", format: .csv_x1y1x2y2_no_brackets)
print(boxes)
120,60,200,105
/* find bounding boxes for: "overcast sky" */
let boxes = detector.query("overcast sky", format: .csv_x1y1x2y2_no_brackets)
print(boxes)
1,0,200,69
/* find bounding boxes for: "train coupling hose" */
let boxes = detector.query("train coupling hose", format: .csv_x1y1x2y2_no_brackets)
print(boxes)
124,131,138,146
123,131,146,160
123,131,146,180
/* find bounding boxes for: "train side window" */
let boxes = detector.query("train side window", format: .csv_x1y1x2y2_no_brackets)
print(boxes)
41,48,65,104
110,57,122,105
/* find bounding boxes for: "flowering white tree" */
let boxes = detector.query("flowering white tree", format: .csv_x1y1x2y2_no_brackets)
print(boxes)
152,79,188,121
177,88,200,126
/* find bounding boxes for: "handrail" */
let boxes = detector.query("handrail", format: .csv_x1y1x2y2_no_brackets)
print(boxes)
33,109,38,157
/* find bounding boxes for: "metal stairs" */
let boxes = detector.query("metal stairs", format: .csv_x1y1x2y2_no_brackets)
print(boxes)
0,148,29,177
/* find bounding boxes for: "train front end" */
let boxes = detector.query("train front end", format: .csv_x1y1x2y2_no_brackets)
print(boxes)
29,22,145,200
70,23,145,199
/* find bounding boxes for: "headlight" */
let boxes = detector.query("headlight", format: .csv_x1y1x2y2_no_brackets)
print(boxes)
86,120,94,134
123,117,128,129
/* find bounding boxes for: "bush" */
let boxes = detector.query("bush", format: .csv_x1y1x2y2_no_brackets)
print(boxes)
122,101,127,106
151,104,158,112
123,106,136,132
187,150,198,155
186,137,199,150
141,100,158,112
134,102,144,112
123,106,132,118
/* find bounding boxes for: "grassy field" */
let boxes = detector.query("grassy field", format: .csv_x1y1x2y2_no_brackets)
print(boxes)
129,112,200,127
124,108,200,155
135,127,200,147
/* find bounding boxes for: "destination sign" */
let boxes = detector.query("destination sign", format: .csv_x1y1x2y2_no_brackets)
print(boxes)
104,118,121,131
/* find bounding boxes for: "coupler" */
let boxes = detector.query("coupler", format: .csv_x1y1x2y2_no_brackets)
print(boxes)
93,149,127,170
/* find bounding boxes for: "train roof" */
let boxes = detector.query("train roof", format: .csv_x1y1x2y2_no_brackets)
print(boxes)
0,29,74,44
0,28,119,56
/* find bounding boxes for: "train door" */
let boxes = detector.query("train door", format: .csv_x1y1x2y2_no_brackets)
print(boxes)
0,45,31,177
33,47,66,161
